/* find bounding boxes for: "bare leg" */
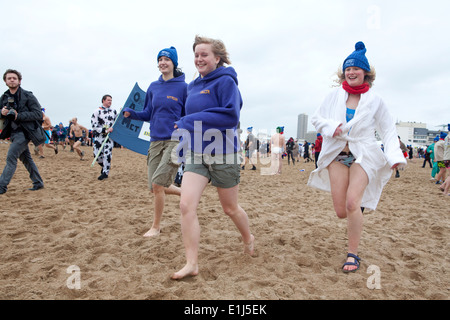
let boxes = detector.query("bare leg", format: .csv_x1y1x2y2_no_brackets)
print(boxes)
171,172,208,280
217,185,254,255
345,164,368,271
45,143,56,151
328,161,367,272
443,174,450,195
73,141,83,159
143,184,181,237
38,144,44,157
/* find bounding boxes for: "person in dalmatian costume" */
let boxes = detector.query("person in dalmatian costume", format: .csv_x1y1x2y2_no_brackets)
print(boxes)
91,94,117,180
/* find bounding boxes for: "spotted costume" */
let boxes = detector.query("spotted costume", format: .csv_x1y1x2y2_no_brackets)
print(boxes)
91,106,117,176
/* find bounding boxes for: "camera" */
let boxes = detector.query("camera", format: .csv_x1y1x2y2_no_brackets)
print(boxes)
5,97,17,120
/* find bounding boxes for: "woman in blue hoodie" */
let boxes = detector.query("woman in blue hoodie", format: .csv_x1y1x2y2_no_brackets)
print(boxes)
123,46,187,237
171,36,254,280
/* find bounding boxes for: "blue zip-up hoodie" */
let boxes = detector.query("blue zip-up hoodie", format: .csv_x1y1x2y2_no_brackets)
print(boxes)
123,74,187,142
175,66,242,154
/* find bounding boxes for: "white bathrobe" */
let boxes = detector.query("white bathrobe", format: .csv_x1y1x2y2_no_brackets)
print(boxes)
307,87,407,211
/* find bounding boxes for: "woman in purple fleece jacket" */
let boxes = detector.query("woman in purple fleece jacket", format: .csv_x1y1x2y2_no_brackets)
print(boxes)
171,36,254,280
123,46,187,238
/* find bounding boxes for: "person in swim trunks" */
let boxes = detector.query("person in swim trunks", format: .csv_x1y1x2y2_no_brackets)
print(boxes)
69,117,88,160
270,126,285,175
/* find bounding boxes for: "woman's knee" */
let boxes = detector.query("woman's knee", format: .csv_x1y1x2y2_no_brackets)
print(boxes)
222,204,241,217
152,183,165,194
179,198,198,217
335,209,347,219
345,196,362,215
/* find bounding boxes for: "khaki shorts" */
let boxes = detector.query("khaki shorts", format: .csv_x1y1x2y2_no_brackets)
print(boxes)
147,140,180,190
184,152,242,189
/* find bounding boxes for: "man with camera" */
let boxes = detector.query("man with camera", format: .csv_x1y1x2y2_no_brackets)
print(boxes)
0,69,46,194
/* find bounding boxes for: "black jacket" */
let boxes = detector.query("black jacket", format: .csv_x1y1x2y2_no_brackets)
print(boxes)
0,87,46,146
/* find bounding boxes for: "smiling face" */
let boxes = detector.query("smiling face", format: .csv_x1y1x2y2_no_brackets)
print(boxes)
345,67,366,86
194,43,220,77
158,56,174,77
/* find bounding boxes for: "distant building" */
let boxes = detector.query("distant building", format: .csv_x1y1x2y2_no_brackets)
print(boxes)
395,121,442,148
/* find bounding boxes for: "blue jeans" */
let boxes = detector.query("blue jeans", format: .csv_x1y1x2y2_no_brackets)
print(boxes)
0,131,43,192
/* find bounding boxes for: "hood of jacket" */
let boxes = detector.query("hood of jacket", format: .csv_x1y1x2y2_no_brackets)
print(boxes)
157,73,186,84
194,66,238,85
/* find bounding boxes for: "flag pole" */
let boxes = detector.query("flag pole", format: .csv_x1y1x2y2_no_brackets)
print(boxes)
91,107,124,167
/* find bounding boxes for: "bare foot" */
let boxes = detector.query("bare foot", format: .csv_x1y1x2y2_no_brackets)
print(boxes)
244,234,255,256
143,228,160,237
171,263,199,280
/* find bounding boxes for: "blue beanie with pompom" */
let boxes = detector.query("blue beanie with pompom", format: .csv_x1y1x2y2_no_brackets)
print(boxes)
343,42,371,72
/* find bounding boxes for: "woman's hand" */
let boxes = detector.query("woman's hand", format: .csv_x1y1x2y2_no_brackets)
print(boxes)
123,111,130,118
333,124,343,137
391,163,400,170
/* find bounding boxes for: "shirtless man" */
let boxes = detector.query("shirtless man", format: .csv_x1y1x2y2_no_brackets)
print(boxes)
38,110,57,158
70,117,89,160
270,126,285,175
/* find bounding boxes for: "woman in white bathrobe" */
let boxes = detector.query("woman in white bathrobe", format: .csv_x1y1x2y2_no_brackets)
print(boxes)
308,42,406,273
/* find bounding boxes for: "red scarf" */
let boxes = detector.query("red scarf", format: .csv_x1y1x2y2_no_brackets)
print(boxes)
342,81,370,95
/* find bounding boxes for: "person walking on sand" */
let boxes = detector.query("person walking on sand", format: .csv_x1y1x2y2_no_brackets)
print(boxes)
38,109,58,158
307,42,406,273
434,131,448,185
91,95,117,180
69,117,89,161
123,46,187,237
314,133,323,169
241,127,257,170
0,69,46,194
270,127,284,175
441,125,450,195
286,137,296,165
171,35,254,280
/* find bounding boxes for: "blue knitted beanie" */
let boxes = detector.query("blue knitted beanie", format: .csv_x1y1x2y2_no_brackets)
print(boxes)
343,42,371,72
157,46,178,67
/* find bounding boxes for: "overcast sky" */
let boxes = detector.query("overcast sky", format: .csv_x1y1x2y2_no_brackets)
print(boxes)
1,0,449,140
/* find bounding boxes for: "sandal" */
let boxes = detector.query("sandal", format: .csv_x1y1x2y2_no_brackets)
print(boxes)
342,253,361,273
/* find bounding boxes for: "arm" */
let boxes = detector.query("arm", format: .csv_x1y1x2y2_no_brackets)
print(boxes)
310,92,342,138
123,90,153,121
176,78,241,133
374,98,406,168
91,110,103,135
16,92,43,123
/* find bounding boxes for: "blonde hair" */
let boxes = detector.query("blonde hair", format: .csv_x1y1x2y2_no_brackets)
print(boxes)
334,66,376,88
193,35,231,67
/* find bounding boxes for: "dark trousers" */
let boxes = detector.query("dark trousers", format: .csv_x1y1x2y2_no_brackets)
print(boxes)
287,150,295,165
422,158,432,168
315,152,320,168
0,131,43,192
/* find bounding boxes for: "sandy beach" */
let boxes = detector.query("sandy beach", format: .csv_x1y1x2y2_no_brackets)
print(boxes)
0,143,448,300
